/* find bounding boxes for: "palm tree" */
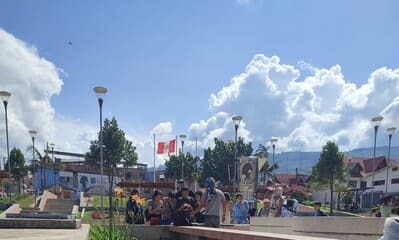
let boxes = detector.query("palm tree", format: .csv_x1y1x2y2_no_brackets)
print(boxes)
254,144,279,184
26,145,53,191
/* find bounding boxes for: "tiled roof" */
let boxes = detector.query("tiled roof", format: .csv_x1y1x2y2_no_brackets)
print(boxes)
345,155,399,178
362,156,386,173
274,173,308,185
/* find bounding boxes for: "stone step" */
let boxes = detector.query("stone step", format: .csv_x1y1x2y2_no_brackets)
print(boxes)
45,199,74,214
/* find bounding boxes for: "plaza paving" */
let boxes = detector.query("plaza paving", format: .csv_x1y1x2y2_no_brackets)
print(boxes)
0,224,90,240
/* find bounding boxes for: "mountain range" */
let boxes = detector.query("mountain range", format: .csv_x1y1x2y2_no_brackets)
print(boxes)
148,146,399,176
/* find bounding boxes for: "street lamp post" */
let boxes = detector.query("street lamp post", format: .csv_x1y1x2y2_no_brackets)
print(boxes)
0,91,11,202
94,86,107,224
271,137,278,179
370,116,383,209
179,134,187,181
29,130,37,206
232,115,243,193
50,143,55,192
385,127,396,193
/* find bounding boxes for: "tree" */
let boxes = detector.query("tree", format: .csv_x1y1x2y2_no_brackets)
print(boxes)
85,117,138,223
6,148,28,194
199,137,253,185
26,145,52,191
164,152,200,187
312,141,346,215
334,183,350,210
253,144,279,184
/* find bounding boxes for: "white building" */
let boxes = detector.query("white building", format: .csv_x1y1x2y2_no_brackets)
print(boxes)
345,156,399,208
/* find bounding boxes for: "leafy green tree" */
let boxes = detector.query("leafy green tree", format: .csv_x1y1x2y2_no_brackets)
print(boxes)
85,117,138,223
6,148,28,194
312,141,346,215
334,183,350,210
199,137,253,185
164,152,200,187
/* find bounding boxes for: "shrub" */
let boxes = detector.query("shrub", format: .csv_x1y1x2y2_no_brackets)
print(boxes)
90,224,137,240
290,190,311,203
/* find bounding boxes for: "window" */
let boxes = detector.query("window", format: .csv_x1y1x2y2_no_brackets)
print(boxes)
348,181,357,188
60,176,70,184
373,180,385,186
90,177,96,184
360,181,367,188
392,167,398,172
391,178,399,184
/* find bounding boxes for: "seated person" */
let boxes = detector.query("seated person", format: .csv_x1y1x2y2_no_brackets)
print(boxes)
280,199,298,217
313,201,328,216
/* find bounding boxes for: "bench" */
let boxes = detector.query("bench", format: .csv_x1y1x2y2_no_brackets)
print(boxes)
169,226,339,240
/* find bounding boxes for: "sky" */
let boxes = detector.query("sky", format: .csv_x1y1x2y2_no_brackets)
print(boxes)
1,0,399,168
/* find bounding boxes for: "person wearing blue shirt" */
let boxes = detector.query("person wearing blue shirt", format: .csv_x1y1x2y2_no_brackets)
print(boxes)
313,201,327,216
233,193,249,224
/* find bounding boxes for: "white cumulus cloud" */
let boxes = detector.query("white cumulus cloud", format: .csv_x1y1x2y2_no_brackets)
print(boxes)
189,54,399,154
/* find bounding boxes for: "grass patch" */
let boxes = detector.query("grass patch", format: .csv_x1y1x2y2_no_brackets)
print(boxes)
18,196,34,208
92,196,111,208
0,194,34,207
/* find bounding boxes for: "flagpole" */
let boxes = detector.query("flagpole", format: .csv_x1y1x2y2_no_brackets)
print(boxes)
153,133,156,192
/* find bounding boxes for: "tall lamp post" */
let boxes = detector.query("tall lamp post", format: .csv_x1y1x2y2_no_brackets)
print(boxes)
271,137,278,180
179,134,187,181
232,115,243,193
0,91,11,202
50,143,55,192
29,130,37,206
385,127,396,193
94,86,107,223
370,116,383,209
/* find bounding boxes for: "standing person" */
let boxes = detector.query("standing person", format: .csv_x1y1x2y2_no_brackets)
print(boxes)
192,177,226,228
125,189,145,224
221,192,233,224
175,180,195,199
162,192,176,225
258,198,271,217
272,187,285,217
313,201,328,216
174,187,197,226
233,193,249,224
380,195,399,217
147,190,163,225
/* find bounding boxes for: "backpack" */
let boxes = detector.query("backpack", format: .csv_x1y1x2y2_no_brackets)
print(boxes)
126,199,145,224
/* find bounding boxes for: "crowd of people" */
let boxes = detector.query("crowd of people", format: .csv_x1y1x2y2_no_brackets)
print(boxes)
123,177,325,227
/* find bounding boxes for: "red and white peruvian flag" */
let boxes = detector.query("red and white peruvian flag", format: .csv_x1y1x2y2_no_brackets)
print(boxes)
157,139,176,154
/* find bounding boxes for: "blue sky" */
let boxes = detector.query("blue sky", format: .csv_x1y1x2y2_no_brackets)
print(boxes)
1,0,399,165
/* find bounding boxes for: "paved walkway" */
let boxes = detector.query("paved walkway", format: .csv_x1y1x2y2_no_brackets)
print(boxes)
0,224,90,240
